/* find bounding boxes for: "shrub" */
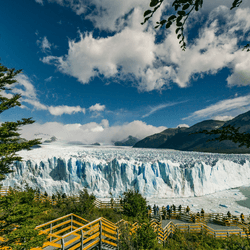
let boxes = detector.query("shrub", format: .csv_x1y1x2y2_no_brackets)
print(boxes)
77,188,96,215
121,189,147,220
118,221,162,250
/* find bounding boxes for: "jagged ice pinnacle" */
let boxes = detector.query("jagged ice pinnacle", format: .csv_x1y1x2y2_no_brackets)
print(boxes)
2,143,250,198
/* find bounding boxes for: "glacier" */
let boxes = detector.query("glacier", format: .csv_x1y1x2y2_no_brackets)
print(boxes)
2,142,250,200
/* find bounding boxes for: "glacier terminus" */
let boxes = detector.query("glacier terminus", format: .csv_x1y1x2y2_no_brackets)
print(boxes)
2,142,250,202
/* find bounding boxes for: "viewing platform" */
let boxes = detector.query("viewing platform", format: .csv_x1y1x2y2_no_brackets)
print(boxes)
1,187,250,249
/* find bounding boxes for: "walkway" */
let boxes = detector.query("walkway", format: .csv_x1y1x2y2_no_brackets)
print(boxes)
161,218,244,236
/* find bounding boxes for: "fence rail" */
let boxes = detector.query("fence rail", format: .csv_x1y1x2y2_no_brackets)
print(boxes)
1,212,249,250
0,187,123,210
33,213,118,250
1,187,250,249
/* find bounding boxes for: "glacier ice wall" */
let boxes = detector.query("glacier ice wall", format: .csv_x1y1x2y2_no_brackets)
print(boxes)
2,144,250,198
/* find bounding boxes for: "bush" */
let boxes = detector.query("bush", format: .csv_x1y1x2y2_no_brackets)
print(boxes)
0,183,48,250
118,221,162,250
77,188,96,215
121,189,147,220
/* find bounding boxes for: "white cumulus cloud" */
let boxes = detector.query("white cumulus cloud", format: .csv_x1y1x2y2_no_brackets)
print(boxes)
48,105,86,116
40,3,250,92
35,0,43,5
41,14,156,86
176,124,189,128
20,119,167,144
89,103,105,112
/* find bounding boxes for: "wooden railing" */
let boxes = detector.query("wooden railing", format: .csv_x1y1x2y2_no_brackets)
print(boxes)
0,187,9,197
33,213,118,250
1,212,249,250
0,187,123,210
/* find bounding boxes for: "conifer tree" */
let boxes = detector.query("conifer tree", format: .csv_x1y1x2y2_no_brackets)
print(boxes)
0,63,42,188
121,189,147,220
0,63,45,249
0,183,49,250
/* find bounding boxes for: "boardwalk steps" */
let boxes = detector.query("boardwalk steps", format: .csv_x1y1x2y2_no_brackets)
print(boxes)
1,212,249,250
1,187,250,249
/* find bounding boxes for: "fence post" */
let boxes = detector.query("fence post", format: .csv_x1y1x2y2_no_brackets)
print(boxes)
61,238,65,250
117,227,119,250
214,232,216,238
81,229,83,250
188,225,190,234
240,231,242,238
227,231,229,238
71,214,73,232
50,223,52,242
99,220,102,250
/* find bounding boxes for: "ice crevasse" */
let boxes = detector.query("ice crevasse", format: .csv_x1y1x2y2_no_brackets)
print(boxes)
2,147,250,198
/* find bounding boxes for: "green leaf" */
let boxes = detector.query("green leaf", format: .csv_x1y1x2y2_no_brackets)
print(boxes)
177,34,182,39
143,16,151,24
144,10,152,17
165,22,172,29
182,3,190,10
160,20,167,25
150,0,159,7
176,21,183,27
175,27,181,34
177,16,182,23
177,10,186,16
174,4,181,11
168,15,176,21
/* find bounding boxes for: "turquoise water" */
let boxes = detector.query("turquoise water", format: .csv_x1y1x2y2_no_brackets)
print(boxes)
236,186,250,210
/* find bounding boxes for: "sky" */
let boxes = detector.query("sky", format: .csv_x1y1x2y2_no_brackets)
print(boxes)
1,0,250,144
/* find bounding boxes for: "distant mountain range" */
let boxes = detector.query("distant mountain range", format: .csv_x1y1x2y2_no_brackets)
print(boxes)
114,135,140,146
133,110,250,154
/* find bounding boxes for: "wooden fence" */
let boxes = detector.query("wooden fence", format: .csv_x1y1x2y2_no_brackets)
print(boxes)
151,206,248,227
33,213,118,250
0,187,123,210
1,187,250,249
1,212,250,250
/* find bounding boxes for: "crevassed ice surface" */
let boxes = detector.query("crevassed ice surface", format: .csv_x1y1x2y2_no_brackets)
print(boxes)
2,143,250,198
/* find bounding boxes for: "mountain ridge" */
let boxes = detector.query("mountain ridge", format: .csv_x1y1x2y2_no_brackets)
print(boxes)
134,110,250,154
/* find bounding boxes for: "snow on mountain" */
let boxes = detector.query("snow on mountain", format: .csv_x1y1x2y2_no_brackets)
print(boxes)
2,143,250,198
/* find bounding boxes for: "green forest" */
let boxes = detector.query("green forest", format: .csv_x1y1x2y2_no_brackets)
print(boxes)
1,185,250,250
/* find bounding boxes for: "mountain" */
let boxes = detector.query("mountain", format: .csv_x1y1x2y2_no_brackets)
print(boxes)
67,141,85,145
133,127,188,148
114,135,140,146
44,136,57,143
134,110,250,154
91,142,100,146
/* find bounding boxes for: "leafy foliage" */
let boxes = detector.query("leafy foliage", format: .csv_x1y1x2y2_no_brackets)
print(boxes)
121,189,147,220
0,183,48,250
118,221,161,250
0,63,42,186
189,124,250,148
78,188,96,215
165,228,250,249
142,0,249,52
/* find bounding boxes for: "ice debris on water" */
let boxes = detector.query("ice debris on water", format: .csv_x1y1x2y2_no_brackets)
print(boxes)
219,204,228,208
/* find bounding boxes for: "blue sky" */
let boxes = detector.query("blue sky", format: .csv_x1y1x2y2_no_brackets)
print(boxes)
1,0,250,144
